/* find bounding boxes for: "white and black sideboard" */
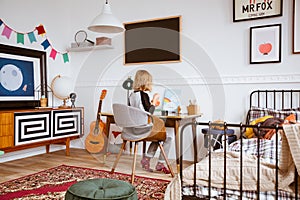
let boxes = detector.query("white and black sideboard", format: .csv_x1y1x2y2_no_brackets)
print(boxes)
0,107,84,156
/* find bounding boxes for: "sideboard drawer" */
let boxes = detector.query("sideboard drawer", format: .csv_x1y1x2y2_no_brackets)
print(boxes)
52,109,82,138
14,111,51,146
0,112,14,148
0,112,13,125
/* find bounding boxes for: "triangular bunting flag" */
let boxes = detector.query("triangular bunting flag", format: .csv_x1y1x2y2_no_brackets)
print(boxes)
27,32,37,43
62,53,69,63
0,19,69,64
17,33,25,44
1,25,13,39
36,24,46,35
49,48,57,60
41,39,50,50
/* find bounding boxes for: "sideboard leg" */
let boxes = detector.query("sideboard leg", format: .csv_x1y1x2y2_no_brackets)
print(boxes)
46,145,50,153
65,138,70,156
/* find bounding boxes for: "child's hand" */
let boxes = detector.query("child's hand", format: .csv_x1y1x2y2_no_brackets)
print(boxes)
151,93,160,107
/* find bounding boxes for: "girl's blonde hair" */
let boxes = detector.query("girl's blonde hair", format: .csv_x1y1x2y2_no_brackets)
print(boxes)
132,70,153,91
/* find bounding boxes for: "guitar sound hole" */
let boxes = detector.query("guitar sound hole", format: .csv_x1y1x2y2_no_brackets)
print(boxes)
90,141,100,145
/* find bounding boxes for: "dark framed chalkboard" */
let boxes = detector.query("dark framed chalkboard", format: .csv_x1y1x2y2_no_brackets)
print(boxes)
124,15,181,65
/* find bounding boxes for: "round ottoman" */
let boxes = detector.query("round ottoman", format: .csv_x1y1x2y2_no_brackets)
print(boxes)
65,178,138,200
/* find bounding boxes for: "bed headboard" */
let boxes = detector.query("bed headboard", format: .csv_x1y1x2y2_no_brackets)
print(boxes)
250,90,300,110
246,90,300,124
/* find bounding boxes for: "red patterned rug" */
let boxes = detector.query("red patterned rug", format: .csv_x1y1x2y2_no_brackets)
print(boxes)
0,164,170,200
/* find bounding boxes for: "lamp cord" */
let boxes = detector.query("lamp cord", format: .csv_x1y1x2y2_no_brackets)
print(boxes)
105,0,108,4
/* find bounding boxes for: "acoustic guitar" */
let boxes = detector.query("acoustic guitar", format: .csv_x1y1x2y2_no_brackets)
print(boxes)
85,89,107,153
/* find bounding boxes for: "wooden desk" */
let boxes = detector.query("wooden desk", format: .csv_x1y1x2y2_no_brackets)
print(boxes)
101,112,202,172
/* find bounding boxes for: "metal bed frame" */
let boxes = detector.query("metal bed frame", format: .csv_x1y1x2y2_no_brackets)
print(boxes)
179,90,300,200
246,90,300,124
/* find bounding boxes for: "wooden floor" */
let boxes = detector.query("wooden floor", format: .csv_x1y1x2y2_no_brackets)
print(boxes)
0,148,186,183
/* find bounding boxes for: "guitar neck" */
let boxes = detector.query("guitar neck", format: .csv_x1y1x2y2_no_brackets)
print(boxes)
96,100,102,122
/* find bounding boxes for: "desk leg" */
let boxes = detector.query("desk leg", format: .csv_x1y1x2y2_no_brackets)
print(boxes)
174,120,180,173
175,118,197,173
191,118,197,165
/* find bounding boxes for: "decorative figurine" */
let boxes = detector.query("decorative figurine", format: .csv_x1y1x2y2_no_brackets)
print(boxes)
70,93,77,108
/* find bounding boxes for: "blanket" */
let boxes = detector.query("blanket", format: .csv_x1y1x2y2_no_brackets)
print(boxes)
164,124,300,199
182,151,277,191
280,124,300,192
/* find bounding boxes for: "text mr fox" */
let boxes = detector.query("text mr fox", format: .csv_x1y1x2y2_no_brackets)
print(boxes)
242,0,273,13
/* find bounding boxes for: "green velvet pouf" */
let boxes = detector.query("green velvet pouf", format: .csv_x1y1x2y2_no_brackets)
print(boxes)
65,178,138,200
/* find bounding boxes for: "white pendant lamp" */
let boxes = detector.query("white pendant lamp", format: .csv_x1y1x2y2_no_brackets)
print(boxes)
88,0,124,33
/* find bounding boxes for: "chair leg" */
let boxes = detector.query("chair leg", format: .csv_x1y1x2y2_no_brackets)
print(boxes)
130,141,133,155
131,142,139,184
111,141,127,173
158,142,175,177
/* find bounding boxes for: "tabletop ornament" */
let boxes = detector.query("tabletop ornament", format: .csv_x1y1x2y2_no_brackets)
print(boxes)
187,99,200,115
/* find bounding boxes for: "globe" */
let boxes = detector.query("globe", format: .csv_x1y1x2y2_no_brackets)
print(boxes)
51,75,73,108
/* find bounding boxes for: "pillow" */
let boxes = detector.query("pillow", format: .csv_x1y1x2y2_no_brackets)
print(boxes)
281,107,300,111
245,107,300,139
244,115,274,138
246,106,300,124
284,113,296,124
264,114,296,140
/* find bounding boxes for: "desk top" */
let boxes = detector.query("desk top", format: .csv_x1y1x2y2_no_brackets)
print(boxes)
100,112,202,120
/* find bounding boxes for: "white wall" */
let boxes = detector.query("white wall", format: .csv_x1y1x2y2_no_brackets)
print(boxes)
0,0,299,162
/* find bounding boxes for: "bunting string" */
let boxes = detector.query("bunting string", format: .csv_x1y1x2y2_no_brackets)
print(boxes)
0,19,69,63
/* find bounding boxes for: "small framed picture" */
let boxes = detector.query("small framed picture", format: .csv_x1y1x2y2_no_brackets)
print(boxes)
250,24,281,64
233,0,283,22
293,0,300,53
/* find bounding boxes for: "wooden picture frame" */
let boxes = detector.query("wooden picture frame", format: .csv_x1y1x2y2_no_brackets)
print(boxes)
233,0,283,22
250,24,281,64
0,44,47,108
124,16,181,65
293,0,300,53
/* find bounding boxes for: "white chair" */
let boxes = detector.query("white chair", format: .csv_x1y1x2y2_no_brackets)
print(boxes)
111,103,174,184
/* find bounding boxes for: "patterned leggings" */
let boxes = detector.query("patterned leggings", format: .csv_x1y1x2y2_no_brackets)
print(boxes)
145,136,173,163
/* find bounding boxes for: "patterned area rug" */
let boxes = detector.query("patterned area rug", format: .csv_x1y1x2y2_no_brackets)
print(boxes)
0,164,170,200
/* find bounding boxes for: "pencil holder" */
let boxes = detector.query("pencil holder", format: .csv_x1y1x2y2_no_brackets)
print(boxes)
40,97,48,107
187,105,200,115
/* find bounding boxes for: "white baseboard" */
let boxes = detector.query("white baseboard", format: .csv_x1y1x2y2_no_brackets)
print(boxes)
0,146,65,163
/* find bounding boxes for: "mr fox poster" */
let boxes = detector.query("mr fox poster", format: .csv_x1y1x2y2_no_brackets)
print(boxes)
233,0,282,22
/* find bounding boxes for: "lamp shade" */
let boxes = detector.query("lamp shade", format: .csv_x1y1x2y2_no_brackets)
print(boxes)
88,2,124,33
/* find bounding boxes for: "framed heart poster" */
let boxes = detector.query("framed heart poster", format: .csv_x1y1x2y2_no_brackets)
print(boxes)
250,24,281,64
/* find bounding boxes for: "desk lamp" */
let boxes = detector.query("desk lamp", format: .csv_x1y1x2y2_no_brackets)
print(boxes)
122,76,133,105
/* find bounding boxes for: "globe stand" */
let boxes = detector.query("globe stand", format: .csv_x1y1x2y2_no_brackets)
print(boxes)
59,98,71,109
51,75,73,109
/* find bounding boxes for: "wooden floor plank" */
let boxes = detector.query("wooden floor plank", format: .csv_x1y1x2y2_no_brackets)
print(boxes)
0,148,183,183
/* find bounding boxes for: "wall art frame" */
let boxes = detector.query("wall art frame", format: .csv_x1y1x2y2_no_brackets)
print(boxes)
233,0,283,22
0,44,47,109
250,24,281,64
124,15,181,65
293,0,300,53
